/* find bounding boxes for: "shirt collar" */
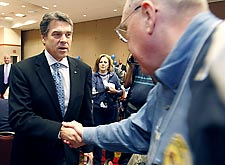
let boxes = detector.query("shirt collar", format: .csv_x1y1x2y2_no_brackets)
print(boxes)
44,50,69,68
154,12,220,93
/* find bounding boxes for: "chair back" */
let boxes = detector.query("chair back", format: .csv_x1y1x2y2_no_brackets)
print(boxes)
0,131,14,165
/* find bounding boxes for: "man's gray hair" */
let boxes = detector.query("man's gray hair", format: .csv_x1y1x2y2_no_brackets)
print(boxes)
40,11,73,36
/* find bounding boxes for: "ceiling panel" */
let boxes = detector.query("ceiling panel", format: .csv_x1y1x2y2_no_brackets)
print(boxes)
0,0,126,30
0,0,224,31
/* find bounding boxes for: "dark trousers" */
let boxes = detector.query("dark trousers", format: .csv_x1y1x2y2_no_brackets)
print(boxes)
93,107,118,165
93,107,118,125
0,83,9,98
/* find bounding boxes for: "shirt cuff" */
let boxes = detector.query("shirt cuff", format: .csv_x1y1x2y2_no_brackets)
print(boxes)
58,131,61,139
83,127,97,145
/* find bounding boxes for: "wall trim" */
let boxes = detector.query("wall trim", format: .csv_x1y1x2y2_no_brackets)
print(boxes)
0,44,21,47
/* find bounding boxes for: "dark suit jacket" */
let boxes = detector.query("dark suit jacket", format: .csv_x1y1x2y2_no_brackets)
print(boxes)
8,52,93,165
116,64,127,72
0,64,11,97
0,99,12,132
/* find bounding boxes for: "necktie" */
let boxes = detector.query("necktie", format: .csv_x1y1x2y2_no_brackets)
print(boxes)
52,63,65,116
4,64,9,84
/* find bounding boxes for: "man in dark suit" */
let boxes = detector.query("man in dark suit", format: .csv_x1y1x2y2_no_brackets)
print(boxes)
116,59,127,72
8,11,93,165
115,59,127,84
0,54,12,99
0,98,12,132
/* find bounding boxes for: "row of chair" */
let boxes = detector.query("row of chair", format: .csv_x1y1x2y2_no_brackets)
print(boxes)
0,131,14,165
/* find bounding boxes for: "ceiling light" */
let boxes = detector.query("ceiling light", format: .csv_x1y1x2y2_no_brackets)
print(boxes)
113,9,118,12
83,14,87,17
21,5,26,8
0,2,9,6
5,17,13,20
15,13,26,17
53,5,57,8
42,6,49,10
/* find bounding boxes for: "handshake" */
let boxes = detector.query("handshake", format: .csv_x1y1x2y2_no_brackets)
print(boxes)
60,120,85,148
60,121,94,164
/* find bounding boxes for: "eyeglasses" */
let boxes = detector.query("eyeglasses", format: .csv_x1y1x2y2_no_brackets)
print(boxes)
115,5,141,43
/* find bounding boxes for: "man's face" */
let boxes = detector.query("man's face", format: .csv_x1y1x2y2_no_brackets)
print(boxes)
120,0,159,75
119,59,122,64
121,2,147,72
41,20,73,61
4,55,11,64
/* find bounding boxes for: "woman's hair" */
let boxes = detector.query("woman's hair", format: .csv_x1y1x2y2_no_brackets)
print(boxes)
40,11,73,36
93,54,113,72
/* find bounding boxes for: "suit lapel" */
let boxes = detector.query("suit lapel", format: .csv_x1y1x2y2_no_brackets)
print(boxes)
0,65,4,84
35,53,62,117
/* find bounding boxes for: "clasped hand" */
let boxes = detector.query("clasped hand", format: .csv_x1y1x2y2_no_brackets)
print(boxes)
60,120,85,148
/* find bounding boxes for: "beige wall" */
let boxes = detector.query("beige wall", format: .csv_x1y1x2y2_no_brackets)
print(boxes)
3,28,21,45
0,27,21,64
0,28,4,44
21,1,225,69
22,16,129,69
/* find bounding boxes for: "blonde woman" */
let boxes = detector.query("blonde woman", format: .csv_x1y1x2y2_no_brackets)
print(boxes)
92,54,124,165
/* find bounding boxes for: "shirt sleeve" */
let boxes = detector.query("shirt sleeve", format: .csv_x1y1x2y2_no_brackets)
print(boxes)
83,103,151,154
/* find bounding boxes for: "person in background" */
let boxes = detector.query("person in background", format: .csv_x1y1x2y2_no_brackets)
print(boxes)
92,54,125,165
0,98,12,132
0,54,12,99
62,0,223,164
8,11,93,165
117,59,127,73
115,58,127,84
123,54,155,118
118,54,155,165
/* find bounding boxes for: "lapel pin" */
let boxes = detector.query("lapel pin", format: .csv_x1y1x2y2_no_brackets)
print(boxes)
74,71,77,74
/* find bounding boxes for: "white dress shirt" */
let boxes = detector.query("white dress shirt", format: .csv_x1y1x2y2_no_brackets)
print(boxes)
4,63,11,84
45,50,70,113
